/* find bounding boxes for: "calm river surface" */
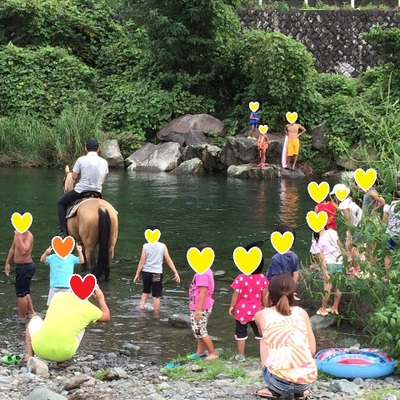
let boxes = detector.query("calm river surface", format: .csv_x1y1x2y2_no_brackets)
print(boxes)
0,168,361,362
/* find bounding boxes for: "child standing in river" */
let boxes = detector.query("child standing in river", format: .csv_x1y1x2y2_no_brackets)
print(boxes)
229,242,269,362
133,225,180,311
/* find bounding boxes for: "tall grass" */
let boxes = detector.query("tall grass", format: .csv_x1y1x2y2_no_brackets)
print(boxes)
0,105,104,167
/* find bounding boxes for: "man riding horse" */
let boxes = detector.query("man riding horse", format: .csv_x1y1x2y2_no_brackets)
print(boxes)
57,138,109,238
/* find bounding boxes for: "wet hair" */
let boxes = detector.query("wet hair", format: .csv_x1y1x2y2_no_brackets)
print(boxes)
313,231,320,243
268,273,296,316
275,224,296,243
244,241,264,274
146,224,160,231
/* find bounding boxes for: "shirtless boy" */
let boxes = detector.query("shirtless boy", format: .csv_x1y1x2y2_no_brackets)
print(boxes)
284,122,306,171
5,230,36,322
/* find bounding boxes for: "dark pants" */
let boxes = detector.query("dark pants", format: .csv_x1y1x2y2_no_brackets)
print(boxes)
57,190,81,234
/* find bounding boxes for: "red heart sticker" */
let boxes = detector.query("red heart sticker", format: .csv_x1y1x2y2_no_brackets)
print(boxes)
52,236,75,259
70,274,97,301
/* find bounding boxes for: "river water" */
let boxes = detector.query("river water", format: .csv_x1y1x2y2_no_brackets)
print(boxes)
0,168,362,363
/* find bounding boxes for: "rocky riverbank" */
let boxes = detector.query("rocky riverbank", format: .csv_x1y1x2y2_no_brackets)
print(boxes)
0,340,399,400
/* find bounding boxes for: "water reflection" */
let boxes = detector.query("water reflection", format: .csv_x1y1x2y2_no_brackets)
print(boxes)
279,179,301,227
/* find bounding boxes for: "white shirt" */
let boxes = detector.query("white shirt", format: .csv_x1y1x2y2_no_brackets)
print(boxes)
338,198,362,227
384,200,400,237
314,229,343,265
73,152,109,194
142,242,166,274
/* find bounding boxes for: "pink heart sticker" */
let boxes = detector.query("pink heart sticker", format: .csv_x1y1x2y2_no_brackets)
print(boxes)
70,274,97,301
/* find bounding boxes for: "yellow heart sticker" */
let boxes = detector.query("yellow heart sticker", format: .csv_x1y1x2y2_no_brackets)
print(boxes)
249,102,260,112
233,247,262,276
335,186,350,202
306,211,328,233
270,231,294,255
259,125,268,134
145,229,161,244
354,168,377,192
286,111,298,124
11,212,33,233
307,181,330,203
187,247,215,275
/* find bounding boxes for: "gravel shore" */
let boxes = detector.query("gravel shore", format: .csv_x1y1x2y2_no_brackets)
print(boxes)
0,343,399,400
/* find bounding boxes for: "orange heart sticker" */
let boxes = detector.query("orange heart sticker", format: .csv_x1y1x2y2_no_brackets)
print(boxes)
52,236,75,259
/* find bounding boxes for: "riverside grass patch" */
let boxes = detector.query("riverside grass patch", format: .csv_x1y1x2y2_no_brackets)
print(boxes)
162,356,261,383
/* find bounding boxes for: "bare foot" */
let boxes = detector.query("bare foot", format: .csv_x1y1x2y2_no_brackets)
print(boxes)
22,354,32,363
205,353,219,361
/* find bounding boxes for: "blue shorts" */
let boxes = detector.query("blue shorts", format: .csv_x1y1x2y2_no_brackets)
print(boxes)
262,367,314,396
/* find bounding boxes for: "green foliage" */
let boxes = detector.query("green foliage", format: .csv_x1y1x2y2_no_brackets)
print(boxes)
315,73,357,98
103,78,215,139
127,0,240,75
0,0,121,65
0,106,104,167
233,30,321,130
0,45,95,120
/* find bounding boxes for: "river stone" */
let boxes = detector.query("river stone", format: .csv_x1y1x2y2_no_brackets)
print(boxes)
220,136,258,166
170,158,204,175
24,387,68,400
310,314,336,329
100,139,124,168
329,379,360,394
264,133,285,166
280,167,306,179
310,124,330,151
157,114,223,146
182,144,222,172
227,164,280,179
64,375,90,390
121,342,140,356
168,314,191,329
126,142,182,172
27,357,49,377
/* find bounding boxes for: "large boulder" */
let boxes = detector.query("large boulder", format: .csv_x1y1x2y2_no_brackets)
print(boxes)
227,165,280,179
219,136,258,167
170,158,205,175
157,114,223,145
182,144,222,172
100,139,124,167
125,142,181,172
265,133,286,166
310,124,330,152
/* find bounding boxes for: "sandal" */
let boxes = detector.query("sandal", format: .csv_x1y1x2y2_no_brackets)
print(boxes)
256,387,281,398
316,309,328,316
326,307,339,315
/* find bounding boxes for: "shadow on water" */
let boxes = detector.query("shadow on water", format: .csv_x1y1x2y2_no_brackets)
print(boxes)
0,168,366,363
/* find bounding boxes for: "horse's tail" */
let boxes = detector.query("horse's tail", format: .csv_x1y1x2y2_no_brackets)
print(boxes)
93,208,111,280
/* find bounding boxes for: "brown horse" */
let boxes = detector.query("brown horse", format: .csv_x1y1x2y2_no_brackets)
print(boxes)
63,166,118,280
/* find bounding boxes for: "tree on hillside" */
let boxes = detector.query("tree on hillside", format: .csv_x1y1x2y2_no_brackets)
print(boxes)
124,0,240,75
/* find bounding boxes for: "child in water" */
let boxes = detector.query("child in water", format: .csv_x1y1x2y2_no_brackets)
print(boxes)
255,273,317,399
229,242,269,362
133,225,180,311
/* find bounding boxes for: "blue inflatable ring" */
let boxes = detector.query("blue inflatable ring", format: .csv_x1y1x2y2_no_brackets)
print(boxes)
315,348,395,379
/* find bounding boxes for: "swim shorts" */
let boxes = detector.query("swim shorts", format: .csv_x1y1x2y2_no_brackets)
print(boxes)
190,308,213,339
235,320,261,340
142,271,163,298
326,264,344,275
287,139,300,156
15,262,36,298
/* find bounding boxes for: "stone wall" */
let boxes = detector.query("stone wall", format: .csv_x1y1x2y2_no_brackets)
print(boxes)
238,9,400,76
